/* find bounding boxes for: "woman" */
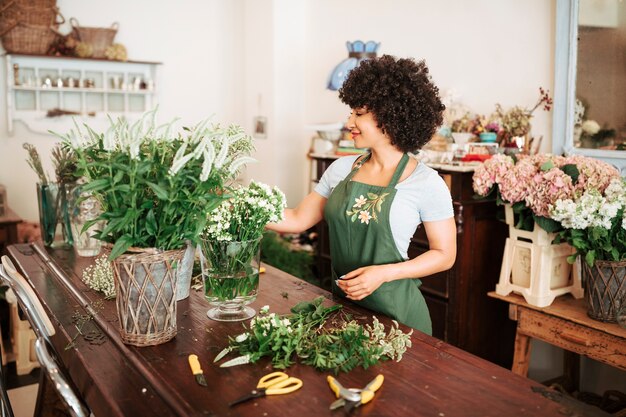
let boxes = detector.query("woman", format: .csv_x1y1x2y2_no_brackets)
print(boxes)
268,55,456,334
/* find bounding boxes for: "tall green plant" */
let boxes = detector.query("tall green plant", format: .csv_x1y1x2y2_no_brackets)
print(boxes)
55,110,255,259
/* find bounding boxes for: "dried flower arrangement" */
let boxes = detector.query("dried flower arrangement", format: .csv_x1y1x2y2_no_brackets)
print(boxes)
494,87,552,147
82,256,115,299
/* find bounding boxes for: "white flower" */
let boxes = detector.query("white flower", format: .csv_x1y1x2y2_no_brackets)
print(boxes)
358,210,372,224
235,333,249,343
260,305,270,314
353,195,367,208
581,120,600,135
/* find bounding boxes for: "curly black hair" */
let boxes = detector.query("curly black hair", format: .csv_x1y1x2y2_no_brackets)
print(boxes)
338,55,445,153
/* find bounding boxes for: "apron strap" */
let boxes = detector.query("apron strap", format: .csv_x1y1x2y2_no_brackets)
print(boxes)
388,153,410,187
346,152,372,180
346,152,409,186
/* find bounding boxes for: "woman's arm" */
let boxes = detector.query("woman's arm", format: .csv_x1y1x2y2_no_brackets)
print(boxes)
337,217,457,300
266,191,327,234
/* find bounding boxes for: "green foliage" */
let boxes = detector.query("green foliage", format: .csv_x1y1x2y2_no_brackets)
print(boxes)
215,297,413,374
56,110,254,259
260,231,315,283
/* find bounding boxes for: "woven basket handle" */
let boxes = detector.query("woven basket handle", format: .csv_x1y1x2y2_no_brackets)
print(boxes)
53,7,65,25
0,0,15,15
110,21,119,31
0,20,18,37
69,17,80,29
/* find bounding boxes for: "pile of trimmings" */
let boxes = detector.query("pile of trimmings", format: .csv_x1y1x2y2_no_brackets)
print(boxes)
214,297,412,373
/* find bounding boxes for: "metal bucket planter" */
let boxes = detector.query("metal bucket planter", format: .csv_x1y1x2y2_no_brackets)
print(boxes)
582,259,626,323
110,247,185,346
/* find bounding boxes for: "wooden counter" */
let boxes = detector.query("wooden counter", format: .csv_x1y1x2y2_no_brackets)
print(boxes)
6,243,606,417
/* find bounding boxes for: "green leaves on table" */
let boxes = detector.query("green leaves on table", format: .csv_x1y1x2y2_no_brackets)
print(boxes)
215,297,413,373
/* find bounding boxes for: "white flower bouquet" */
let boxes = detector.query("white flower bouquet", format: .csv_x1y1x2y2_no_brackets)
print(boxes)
551,178,626,267
201,181,286,304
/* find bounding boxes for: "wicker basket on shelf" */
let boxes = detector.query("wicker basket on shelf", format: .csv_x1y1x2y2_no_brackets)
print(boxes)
1,21,56,54
0,3,63,30
70,17,118,58
0,0,62,54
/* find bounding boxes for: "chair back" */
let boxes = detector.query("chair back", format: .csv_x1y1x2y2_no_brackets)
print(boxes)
0,255,89,417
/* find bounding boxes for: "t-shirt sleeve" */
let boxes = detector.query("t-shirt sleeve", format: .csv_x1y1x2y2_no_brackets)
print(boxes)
419,172,454,222
313,156,356,198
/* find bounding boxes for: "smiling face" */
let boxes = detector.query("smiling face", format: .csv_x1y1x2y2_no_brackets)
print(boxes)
346,107,389,149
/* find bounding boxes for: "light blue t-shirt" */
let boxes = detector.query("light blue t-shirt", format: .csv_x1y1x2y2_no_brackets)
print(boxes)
314,155,454,259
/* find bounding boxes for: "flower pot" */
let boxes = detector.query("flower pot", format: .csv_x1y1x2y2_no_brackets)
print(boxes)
496,204,583,307
67,184,103,257
581,259,626,323
109,247,185,346
479,132,497,143
199,237,261,322
36,182,73,247
175,241,196,301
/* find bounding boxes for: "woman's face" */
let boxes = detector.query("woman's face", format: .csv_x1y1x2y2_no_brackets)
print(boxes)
346,107,387,149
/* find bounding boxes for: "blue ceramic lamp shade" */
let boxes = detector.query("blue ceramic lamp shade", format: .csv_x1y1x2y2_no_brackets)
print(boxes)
327,40,380,91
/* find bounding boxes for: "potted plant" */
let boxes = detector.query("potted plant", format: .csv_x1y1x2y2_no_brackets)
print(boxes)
58,109,255,345
449,112,476,146
473,153,620,306
200,180,285,322
551,178,626,322
493,87,552,151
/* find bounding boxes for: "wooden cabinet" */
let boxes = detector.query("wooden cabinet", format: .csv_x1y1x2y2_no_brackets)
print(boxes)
309,154,516,368
0,207,21,257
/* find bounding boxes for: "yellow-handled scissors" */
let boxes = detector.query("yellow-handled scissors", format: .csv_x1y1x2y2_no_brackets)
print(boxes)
229,371,303,407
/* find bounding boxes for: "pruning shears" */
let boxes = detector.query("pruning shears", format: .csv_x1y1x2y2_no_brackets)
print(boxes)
327,374,384,412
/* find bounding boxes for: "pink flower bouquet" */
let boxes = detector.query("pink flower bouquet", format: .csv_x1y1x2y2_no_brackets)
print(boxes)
472,153,620,231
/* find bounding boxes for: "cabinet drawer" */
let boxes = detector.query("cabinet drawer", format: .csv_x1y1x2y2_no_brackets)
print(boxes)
517,307,626,371
408,241,449,299
424,294,447,340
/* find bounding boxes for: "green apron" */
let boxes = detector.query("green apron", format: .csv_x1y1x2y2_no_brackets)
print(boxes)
324,152,432,334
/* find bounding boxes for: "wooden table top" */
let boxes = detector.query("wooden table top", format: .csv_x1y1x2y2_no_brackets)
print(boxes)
488,292,626,340
7,243,604,417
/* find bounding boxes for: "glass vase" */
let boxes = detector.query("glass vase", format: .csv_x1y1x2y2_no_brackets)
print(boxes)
67,185,103,257
199,236,262,322
36,182,73,247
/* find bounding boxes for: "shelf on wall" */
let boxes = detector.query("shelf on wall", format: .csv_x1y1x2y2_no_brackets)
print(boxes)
4,53,161,135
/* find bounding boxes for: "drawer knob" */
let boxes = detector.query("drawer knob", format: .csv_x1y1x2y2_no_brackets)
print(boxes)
559,331,591,347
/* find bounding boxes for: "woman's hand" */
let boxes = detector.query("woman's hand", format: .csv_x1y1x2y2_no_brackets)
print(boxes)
337,265,392,300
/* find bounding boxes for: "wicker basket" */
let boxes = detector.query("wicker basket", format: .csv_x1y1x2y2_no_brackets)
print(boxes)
70,17,117,58
1,21,55,54
1,0,56,8
0,1,62,37
110,246,185,347
582,259,626,323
